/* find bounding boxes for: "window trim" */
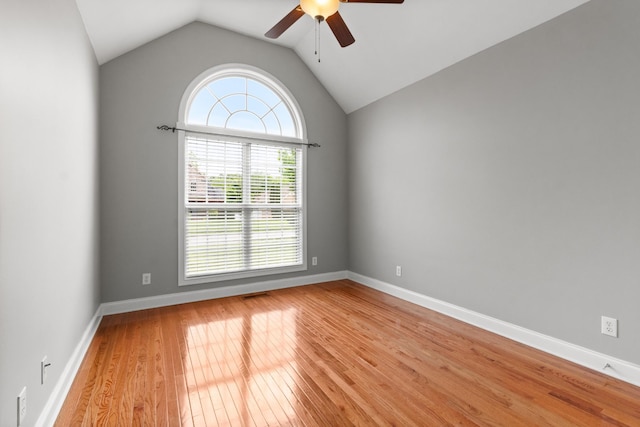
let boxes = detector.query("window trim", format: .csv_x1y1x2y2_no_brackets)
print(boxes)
177,64,308,286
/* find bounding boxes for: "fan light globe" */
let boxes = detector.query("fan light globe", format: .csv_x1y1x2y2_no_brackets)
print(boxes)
300,0,340,19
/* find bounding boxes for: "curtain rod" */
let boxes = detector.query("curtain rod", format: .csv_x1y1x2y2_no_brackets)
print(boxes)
156,125,321,148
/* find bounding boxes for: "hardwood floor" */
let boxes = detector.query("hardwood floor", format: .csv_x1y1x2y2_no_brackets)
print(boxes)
55,280,640,426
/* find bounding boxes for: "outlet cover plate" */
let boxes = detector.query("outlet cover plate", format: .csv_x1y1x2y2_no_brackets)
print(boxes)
601,316,618,337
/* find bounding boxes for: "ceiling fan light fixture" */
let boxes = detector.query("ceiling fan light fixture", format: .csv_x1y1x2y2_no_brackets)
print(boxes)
300,0,340,19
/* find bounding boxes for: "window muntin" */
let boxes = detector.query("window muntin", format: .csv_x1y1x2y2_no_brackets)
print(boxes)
179,65,306,285
186,75,298,138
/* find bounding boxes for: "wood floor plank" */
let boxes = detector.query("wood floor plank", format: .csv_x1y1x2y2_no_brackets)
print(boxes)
160,308,181,426
55,280,640,426
53,330,106,426
83,324,125,426
132,313,151,426
104,317,139,426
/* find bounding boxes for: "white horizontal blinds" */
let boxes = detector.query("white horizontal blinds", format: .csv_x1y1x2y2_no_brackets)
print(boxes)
248,144,302,270
184,135,302,278
186,136,243,204
185,208,245,275
186,136,244,276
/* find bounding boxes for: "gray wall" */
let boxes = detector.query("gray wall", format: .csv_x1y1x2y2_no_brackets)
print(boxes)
100,22,348,302
348,0,640,364
0,0,100,425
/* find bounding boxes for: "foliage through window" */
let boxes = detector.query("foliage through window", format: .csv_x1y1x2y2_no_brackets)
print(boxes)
179,65,306,284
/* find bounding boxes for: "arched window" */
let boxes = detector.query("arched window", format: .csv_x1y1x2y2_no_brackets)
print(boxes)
178,65,307,285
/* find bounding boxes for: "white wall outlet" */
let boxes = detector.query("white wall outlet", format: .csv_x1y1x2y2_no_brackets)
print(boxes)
601,316,618,337
396,265,402,277
312,256,318,266
142,273,151,285
41,356,50,385
17,387,26,426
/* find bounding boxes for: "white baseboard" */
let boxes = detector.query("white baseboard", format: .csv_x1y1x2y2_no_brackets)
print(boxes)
35,308,103,427
38,269,639,426
348,271,640,388
100,271,348,315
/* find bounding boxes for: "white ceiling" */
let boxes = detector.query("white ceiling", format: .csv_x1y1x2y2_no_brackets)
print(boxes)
75,0,589,113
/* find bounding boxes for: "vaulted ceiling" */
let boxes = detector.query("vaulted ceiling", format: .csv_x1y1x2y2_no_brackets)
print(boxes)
76,0,589,113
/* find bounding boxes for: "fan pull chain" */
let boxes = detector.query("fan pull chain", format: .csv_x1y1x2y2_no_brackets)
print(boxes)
315,16,321,63
318,22,321,63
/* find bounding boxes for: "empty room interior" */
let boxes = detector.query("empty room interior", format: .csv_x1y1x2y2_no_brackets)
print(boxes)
2,0,640,425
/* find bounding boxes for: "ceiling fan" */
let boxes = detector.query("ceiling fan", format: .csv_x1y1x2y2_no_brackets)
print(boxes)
265,0,404,48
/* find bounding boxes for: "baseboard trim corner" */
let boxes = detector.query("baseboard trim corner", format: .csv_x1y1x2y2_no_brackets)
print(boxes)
347,271,640,388
100,270,348,315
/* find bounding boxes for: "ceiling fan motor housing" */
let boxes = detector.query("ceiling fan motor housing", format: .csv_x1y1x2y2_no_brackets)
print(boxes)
300,0,340,19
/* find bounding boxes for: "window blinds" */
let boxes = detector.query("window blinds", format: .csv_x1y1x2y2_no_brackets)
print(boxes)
184,135,303,278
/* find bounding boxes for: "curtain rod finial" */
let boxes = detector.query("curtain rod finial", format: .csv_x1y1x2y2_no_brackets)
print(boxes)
157,124,176,132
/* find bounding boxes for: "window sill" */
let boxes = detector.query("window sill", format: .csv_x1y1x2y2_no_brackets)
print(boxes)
179,263,307,286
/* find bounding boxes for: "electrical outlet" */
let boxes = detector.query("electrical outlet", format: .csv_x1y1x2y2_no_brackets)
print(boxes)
601,316,618,337
41,356,50,385
17,387,26,426
142,273,151,285
396,265,402,277
312,257,317,266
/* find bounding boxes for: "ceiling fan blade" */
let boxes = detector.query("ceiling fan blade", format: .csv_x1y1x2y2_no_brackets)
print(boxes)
265,6,305,39
326,11,355,47
340,0,404,3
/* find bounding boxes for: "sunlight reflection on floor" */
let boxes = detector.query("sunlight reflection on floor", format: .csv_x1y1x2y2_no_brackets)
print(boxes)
185,308,299,426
